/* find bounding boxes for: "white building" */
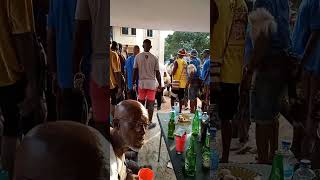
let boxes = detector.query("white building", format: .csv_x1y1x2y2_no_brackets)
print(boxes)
111,26,172,64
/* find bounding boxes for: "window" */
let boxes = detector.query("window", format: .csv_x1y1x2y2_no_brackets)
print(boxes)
131,28,136,35
121,27,129,35
147,29,153,37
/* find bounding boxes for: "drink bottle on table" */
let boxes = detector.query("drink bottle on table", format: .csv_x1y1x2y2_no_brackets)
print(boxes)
293,159,316,180
192,110,200,136
168,110,175,139
185,135,197,176
209,128,219,179
281,140,296,180
202,129,210,169
200,112,209,144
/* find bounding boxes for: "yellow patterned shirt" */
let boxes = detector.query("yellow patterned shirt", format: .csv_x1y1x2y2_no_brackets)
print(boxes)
212,0,248,84
0,0,35,87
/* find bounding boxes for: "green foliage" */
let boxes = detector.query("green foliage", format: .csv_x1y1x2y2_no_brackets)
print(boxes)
164,32,210,61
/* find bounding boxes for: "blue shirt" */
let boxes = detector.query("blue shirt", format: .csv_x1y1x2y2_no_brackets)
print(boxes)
125,55,139,90
189,57,201,79
201,58,211,85
48,0,77,88
292,0,320,75
254,0,291,56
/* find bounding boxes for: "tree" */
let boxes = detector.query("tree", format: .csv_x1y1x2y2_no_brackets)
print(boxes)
164,32,210,61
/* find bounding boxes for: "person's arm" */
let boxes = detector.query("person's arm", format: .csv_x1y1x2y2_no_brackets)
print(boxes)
73,21,90,74
156,70,161,88
301,31,320,64
241,32,271,93
132,56,138,88
10,0,39,94
73,0,91,75
172,61,178,76
47,28,56,75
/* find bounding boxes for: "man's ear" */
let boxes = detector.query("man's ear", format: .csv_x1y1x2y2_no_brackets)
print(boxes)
150,45,152,49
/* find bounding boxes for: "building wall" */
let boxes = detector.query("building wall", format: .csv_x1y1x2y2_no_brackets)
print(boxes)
112,26,163,64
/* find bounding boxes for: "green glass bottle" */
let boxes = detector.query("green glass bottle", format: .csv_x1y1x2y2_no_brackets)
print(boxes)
269,151,284,180
168,110,175,139
192,110,200,136
202,130,210,169
185,135,197,176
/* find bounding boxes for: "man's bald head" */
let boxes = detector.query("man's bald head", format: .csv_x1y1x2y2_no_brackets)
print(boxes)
114,100,148,123
14,121,109,180
113,100,148,151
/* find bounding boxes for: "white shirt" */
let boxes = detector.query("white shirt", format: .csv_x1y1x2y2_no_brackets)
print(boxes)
134,52,160,90
110,143,127,180
75,0,108,87
159,63,167,87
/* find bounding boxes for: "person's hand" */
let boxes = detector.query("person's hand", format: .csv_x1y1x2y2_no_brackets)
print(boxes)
126,173,138,180
19,87,47,122
126,169,139,180
133,84,137,91
116,87,123,98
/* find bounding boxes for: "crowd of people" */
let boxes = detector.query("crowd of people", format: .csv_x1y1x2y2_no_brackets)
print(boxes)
212,0,320,168
109,40,211,125
108,40,212,178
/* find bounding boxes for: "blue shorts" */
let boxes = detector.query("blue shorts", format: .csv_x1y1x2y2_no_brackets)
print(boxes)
251,68,287,125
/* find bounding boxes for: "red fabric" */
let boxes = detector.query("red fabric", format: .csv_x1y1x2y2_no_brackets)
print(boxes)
90,80,109,122
138,88,156,101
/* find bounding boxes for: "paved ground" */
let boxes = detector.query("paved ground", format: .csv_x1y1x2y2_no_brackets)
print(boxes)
138,94,293,180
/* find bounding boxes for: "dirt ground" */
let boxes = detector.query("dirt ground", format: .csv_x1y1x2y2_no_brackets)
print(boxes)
138,95,293,180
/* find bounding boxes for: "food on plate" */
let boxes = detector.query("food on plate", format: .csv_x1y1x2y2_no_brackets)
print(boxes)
178,115,187,122
220,169,232,176
219,169,243,180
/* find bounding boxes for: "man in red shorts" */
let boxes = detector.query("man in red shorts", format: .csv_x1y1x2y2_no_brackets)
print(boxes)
133,39,161,129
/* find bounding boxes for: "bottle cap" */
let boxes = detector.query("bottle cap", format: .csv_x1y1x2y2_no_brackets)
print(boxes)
209,127,217,137
300,159,311,165
281,140,291,150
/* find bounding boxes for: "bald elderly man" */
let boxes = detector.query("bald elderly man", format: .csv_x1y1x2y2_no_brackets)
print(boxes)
14,100,148,180
110,100,149,180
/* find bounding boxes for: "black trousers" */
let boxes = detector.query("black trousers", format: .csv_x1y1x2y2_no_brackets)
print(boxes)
156,89,163,108
0,80,25,137
56,88,84,122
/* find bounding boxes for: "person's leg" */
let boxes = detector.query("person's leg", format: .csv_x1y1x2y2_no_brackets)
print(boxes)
178,89,185,113
255,123,270,164
171,90,178,107
301,73,320,159
156,91,161,110
188,86,197,113
220,83,239,162
0,82,24,178
90,80,109,138
221,119,232,163
146,89,157,129
269,119,279,162
138,88,146,106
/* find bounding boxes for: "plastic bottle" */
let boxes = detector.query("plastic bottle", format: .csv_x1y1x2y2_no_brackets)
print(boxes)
209,128,219,179
282,140,296,180
293,159,316,180
174,101,179,115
